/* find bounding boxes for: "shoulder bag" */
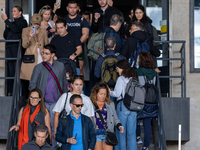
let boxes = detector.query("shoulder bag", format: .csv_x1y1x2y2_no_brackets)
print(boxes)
95,105,119,146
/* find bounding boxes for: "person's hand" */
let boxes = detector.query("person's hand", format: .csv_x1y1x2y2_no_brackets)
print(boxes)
40,49,43,54
69,54,76,60
155,68,161,73
94,13,101,23
9,125,19,132
67,137,77,145
53,2,60,12
53,132,56,140
50,27,56,33
119,126,124,134
28,29,35,41
1,13,8,21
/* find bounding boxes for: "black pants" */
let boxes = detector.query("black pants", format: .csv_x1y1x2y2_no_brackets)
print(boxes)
6,46,18,94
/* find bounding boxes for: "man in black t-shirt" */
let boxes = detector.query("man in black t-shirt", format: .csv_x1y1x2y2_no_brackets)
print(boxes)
65,0,90,75
50,18,82,72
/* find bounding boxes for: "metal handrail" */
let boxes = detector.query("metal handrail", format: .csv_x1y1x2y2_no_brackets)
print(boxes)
155,40,186,150
4,40,22,150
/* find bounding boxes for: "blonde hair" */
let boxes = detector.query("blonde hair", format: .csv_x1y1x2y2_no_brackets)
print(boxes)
90,83,111,105
39,5,52,20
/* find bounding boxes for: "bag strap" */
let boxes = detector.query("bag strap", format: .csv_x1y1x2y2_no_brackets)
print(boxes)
62,92,68,135
42,62,63,95
95,105,107,130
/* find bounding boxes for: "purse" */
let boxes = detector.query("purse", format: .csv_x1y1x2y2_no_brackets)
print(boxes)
22,36,38,63
95,105,119,146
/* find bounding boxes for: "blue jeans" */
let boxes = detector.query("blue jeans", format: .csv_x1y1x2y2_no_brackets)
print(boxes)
115,101,137,150
136,118,152,147
76,68,80,75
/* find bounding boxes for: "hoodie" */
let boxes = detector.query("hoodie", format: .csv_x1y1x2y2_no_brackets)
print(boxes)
120,30,160,59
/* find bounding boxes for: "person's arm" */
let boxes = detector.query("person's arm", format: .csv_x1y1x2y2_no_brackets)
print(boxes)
22,28,33,49
44,29,49,45
69,45,82,60
29,65,40,91
94,57,102,78
83,97,94,117
110,102,122,130
91,11,100,33
61,64,68,93
53,112,60,140
80,27,89,43
88,119,96,150
9,107,23,132
120,39,129,59
55,118,68,143
44,109,52,143
4,18,27,34
149,41,161,57
110,77,124,98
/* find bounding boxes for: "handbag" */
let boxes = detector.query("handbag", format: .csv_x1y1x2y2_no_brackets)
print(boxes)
22,35,38,63
95,105,119,146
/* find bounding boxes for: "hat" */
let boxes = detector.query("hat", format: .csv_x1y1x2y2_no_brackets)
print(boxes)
31,14,42,25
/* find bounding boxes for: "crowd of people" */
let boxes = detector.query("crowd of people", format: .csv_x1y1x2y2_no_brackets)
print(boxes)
3,0,161,150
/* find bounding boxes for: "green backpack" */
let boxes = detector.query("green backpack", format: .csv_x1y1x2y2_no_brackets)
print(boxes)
101,53,119,88
87,31,115,61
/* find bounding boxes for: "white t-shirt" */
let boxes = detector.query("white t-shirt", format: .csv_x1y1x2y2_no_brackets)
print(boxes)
53,92,94,117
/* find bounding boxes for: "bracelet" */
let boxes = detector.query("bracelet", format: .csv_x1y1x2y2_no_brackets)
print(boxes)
73,53,77,57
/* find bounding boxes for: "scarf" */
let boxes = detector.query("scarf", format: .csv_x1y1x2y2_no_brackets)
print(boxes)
18,104,40,150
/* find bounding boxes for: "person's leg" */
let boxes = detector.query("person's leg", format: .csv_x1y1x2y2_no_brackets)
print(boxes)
143,118,152,148
127,111,137,150
76,68,80,75
115,101,129,150
94,141,103,150
79,60,84,76
136,119,141,137
102,142,113,150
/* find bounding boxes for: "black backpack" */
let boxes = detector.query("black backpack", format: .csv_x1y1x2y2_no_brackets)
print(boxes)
143,76,158,104
101,53,119,88
57,58,77,77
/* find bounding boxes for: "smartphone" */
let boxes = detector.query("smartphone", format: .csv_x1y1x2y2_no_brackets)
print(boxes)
32,26,37,35
56,0,61,9
1,8,5,14
74,133,77,139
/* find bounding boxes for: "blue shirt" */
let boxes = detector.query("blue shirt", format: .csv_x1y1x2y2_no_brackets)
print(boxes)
70,112,83,150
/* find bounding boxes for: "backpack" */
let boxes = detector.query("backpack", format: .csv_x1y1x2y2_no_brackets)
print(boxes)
57,58,77,77
129,37,150,68
101,53,119,88
123,78,145,111
143,76,158,104
87,30,115,61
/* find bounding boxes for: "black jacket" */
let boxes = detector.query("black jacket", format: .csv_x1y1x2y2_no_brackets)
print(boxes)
21,140,54,150
91,6,125,35
120,30,160,59
56,113,96,150
3,17,27,48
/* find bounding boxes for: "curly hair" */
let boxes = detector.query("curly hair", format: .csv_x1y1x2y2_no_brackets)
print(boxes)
132,4,152,27
138,51,156,68
90,83,111,105
116,59,138,79
28,88,48,115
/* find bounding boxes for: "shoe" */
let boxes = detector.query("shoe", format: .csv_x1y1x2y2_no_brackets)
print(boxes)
137,137,143,144
141,147,149,150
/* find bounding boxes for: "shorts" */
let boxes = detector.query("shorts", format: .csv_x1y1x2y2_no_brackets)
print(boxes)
78,51,84,61
96,134,106,142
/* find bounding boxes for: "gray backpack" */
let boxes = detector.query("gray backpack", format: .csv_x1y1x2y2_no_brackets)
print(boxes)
123,78,145,111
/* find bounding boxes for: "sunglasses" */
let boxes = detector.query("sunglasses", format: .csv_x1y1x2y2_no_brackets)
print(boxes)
73,103,84,108
43,6,51,10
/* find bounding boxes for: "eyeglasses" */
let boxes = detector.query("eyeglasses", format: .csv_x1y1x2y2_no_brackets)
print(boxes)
30,96,39,100
43,6,51,10
72,103,84,108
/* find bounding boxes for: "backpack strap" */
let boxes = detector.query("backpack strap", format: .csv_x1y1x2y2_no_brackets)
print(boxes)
42,62,63,95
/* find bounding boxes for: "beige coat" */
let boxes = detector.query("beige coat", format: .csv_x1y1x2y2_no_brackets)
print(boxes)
20,27,49,81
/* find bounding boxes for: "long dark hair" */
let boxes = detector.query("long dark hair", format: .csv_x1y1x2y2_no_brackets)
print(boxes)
116,59,138,79
13,6,24,18
28,88,48,114
132,4,152,27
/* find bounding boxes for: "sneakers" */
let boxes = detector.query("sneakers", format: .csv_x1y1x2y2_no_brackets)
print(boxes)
141,148,149,150
137,137,143,144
